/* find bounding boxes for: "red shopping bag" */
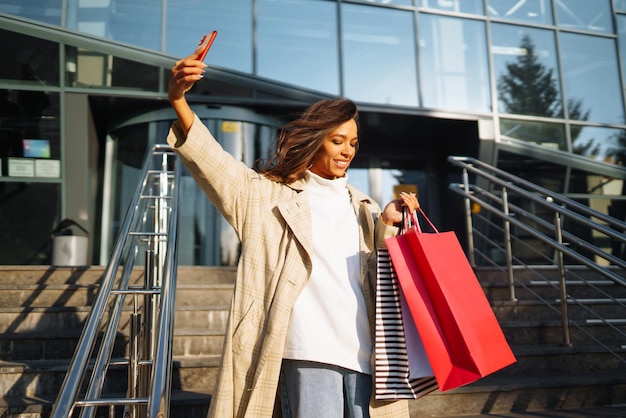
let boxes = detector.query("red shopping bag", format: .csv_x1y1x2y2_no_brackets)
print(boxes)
385,209,516,392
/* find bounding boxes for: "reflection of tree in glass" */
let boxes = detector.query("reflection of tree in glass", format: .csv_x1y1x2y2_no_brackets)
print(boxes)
498,35,561,118
498,35,589,146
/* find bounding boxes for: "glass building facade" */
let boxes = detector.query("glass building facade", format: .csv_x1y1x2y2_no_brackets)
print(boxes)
1,0,625,265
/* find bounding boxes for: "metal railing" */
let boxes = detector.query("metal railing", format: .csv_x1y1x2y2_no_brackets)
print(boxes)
51,144,182,418
448,155,626,363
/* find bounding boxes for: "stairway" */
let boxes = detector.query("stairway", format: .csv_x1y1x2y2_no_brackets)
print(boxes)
1,265,625,417
0,266,234,418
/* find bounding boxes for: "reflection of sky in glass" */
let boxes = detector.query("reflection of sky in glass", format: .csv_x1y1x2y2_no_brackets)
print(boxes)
560,33,624,125
341,4,418,106
419,14,490,112
491,24,561,116
0,0,61,26
571,126,626,165
487,0,553,25
555,0,613,34
257,0,339,94
348,168,423,208
348,168,399,206
347,168,371,199
67,0,161,50
167,0,253,73
420,0,484,15
617,16,626,90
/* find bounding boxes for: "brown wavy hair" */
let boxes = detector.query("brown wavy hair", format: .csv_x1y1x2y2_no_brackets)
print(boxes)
254,98,359,184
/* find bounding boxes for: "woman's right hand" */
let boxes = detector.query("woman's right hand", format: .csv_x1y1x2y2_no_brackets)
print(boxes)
168,55,207,104
167,50,207,135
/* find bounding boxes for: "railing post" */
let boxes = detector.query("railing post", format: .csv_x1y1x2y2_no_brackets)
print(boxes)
462,168,476,266
502,186,517,301
127,295,141,418
554,209,572,347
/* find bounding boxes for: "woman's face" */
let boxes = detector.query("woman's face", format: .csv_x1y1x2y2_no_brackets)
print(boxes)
309,119,358,180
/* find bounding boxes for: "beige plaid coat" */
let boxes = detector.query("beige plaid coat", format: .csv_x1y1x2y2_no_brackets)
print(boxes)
168,115,409,418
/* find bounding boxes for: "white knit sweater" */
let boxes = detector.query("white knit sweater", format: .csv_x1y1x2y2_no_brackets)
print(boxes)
282,171,372,374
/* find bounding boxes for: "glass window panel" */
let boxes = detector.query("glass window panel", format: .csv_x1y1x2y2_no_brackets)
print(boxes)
496,150,567,193
65,47,108,88
0,29,59,86
492,24,562,118
111,57,160,91
555,0,613,34
487,0,553,25
0,0,62,26
568,168,626,249
0,183,61,264
342,4,418,106
257,0,339,94
365,0,413,6
65,46,159,91
66,0,161,50
617,15,626,87
560,33,624,125
1,91,60,178
419,0,484,15
419,14,490,112
571,125,626,166
616,0,626,12
500,119,566,150
167,0,253,74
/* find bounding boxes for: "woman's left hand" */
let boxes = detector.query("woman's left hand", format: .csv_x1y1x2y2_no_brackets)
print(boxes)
381,192,419,226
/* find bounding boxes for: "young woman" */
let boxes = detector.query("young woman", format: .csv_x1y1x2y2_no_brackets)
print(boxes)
168,51,418,418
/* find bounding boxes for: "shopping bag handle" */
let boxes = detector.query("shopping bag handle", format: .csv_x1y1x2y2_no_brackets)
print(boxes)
417,207,439,234
403,206,439,235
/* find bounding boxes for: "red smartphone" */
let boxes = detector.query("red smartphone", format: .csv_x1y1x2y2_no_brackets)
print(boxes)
196,31,217,61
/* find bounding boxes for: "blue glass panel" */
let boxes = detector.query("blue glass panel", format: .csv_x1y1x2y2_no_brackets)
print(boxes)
616,15,626,89
487,0,553,25
571,126,626,166
0,0,62,26
492,24,562,118
419,0,484,15
257,0,339,94
66,0,161,50
616,0,626,12
367,0,413,6
555,0,613,34
419,14,490,112
342,4,418,106
500,119,566,150
167,0,253,74
560,33,624,124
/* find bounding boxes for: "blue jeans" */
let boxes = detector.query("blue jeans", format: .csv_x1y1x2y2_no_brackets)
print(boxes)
279,359,372,418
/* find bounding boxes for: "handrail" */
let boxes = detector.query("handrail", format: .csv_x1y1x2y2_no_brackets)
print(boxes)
447,155,626,363
51,144,181,418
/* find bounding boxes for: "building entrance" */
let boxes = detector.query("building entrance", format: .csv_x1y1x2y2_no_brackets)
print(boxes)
102,105,481,266
353,110,481,237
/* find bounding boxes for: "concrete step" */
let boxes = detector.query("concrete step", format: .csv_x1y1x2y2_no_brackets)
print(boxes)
0,266,236,286
0,305,230,334
0,355,221,399
0,282,233,308
491,299,626,322
435,406,626,417
0,327,227,361
500,319,626,346
410,371,626,417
